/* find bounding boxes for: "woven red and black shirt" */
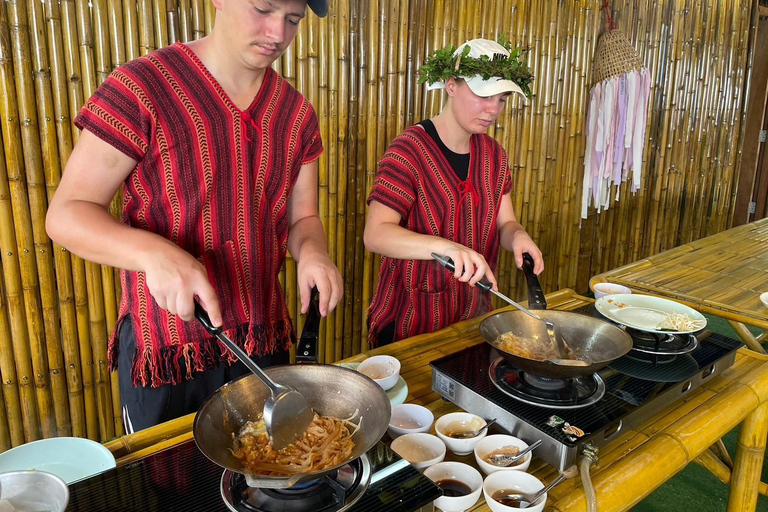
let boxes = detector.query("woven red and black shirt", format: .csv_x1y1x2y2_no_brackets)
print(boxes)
75,43,323,387
366,125,512,346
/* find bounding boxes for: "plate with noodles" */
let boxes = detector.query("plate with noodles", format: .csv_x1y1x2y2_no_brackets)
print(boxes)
595,294,707,334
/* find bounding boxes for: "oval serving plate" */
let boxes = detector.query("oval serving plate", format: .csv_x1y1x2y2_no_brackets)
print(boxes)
338,362,408,406
595,294,707,334
0,437,116,484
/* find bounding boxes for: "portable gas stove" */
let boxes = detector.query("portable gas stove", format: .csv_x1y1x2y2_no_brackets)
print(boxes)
431,304,742,471
66,439,440,512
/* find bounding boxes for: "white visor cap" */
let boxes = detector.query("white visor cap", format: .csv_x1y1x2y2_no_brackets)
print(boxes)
427,38,527,99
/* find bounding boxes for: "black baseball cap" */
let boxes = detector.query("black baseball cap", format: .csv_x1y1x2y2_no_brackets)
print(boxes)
308,0,328,17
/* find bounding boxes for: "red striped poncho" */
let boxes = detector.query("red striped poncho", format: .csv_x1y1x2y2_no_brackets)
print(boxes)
75,43,323,387
366,125,512,346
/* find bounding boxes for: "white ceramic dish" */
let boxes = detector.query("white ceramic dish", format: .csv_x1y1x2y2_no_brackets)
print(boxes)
761,292,768,309
483,470,547,512
473,434,532,474
591,282,632,301
338,363,408,405
434,412,487,456
390,433,445,470
0,437,116,484
388,404,434,438
357,355,401,391
423,461,483,512
595,294,707,334
0,470,69,512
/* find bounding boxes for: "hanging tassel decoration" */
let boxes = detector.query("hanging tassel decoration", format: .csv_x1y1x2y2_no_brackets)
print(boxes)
581,1,651,219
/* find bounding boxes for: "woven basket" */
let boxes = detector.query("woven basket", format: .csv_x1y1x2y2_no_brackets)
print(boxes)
591,30,645,86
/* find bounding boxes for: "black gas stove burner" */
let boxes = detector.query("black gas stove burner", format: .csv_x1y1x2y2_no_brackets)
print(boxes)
221,455,370,512
489,357,605,409
626,328,699,356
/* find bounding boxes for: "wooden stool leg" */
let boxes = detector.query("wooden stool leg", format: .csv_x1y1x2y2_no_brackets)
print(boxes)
727,321,767,354
727,402,768,512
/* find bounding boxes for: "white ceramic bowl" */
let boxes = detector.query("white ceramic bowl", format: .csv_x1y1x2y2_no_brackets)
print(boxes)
390,433,446,470
357,355,401,391
423,461,483,512
760,292,768,309
592,282,632,301
434,412,488,455
387,404,434,438
483,470,547,512
473,434,532,474
0,470,69,512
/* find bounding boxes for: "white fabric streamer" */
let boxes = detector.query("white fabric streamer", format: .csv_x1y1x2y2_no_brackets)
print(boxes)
581,67,650,219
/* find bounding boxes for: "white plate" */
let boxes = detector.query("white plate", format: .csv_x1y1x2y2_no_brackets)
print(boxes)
761,292,768,309
0,437,116,484
338,362,408,406
595,294,707,334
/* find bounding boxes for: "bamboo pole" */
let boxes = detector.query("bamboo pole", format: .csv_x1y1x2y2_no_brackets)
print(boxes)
60,0,100,442
5,0,58,441
0,148,26,447
26,0,76,438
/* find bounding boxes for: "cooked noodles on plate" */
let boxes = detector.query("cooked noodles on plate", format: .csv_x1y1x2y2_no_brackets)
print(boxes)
595,294,707,334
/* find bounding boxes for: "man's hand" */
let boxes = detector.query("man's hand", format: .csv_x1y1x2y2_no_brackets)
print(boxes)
296,249,343,317
142,240,222,326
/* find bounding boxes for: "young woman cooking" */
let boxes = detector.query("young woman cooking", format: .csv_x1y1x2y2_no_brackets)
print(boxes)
364,38,544,347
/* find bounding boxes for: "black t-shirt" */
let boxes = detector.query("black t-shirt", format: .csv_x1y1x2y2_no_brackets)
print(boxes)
418,119,470,181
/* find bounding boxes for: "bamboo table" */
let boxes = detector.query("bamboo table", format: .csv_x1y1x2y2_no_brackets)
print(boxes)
590,218,768,354
104,290,768,512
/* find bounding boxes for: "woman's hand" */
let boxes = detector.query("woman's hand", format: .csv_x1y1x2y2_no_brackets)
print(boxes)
511,233,544,275
439,242,498,290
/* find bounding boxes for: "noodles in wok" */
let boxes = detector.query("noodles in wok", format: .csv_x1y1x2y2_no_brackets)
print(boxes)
496,332,559,361
233,411,361,476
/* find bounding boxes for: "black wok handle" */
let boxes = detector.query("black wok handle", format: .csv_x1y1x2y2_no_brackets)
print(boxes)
521,253,547,310
431,253,494,292
194,300,221,336
295,287,321,363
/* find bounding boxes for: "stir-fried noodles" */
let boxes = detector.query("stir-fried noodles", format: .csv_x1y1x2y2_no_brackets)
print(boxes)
658,312,705,331
496,332,559,361
233,411,360,476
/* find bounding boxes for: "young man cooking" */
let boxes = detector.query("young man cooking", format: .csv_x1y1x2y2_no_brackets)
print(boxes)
45,0,342,433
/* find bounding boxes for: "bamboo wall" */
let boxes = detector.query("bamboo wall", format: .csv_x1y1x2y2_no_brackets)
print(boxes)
0,0,757,449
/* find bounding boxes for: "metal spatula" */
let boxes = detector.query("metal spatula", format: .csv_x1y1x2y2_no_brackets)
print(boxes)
194,302,314,450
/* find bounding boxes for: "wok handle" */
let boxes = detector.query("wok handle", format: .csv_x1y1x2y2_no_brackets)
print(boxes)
522,253,547,310
295,287,321,363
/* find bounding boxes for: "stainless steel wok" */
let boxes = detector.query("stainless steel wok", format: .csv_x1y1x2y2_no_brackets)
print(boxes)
193,364,391,487
193,289,391,488
479,255,633,379
480,309,633,378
